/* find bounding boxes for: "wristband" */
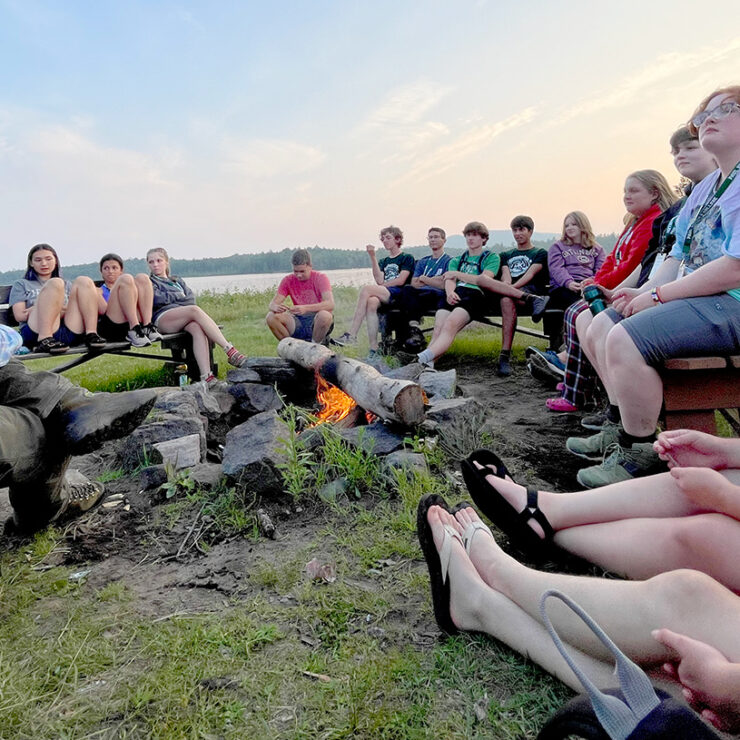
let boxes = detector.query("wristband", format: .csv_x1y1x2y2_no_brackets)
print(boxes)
650,287,663,304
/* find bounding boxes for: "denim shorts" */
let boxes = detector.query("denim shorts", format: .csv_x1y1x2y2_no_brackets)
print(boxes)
291,313,334,341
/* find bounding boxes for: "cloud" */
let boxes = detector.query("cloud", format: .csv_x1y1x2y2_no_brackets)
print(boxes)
546,38,740,128
222,138,326,179
396,106,539,184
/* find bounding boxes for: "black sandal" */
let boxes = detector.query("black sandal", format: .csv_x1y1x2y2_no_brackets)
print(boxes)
461,453,554,558
35,337,69,355
85,332,107,349
416,493,458,635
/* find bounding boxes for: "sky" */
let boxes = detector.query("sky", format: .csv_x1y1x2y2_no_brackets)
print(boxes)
1,0,740,272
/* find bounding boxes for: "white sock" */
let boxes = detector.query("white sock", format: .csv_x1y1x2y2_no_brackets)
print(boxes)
417,349,434,364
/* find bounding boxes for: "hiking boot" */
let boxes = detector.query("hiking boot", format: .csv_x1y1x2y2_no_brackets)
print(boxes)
332,332,356,347
127,325,151,348
52,469,105,523
581,407,609,431
576,443,665,488
531,295,550,323
566,420,621,460
56,388,158,455
496,355,512,377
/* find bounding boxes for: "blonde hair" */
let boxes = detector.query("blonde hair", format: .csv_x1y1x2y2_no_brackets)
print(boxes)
561,211,596,248
625,170,677,222
146,247,171,276
688,85,740,136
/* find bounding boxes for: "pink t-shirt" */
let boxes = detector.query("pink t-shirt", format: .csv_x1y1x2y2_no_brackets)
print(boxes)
277,270,331,306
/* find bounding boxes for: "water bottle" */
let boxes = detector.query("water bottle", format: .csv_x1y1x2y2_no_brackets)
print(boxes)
582,285,607,316
175,364,189,387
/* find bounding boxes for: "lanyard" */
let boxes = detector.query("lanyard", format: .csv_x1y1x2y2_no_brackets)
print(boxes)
423,254,447,277
613,221,637,262
683,161,740,255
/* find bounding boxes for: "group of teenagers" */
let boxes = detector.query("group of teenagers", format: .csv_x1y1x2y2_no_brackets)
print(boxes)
2,83,739,735
8,245,250,382
416,85,740,735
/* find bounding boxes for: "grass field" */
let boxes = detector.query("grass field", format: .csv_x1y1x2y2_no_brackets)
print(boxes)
1,288,571,738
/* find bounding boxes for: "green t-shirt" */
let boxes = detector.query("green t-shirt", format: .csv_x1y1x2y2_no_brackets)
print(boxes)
448,250,501,291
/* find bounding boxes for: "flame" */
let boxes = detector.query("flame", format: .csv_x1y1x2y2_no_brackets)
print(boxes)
311,374,357,426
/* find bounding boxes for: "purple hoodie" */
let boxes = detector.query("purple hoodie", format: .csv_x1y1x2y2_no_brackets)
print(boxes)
547,240,606,288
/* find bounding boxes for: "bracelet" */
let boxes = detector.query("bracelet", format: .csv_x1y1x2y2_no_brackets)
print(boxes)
650,287,664,304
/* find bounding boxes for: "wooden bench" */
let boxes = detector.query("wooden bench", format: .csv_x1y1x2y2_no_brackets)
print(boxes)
0,284,215,382
660,355,740,434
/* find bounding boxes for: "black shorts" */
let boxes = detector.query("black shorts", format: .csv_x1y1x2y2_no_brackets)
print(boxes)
98,314,129,341
438,286,497,321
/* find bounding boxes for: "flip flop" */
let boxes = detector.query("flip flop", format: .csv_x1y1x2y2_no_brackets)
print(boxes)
416,493,460,635
460,461,554,559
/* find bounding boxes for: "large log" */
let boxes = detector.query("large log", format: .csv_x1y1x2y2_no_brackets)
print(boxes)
277,338,425,425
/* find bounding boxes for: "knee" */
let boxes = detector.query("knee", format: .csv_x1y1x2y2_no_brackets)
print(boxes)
265,311,276,327
186,321,205,336
316,310,332,325
73,275,95,289
605,326,639,368
367,297,380,312
43,277,66,295
117,273,135,288
648,568,722,609
670,516,724,561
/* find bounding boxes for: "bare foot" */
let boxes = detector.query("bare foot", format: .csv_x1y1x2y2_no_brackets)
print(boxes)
452,505,510,589
472,461,555,539
427,505,494,633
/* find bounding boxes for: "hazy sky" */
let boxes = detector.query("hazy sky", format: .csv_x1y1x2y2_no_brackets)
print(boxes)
1,1,739,272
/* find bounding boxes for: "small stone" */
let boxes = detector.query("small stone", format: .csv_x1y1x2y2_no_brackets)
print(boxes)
419,369,456,399
381,451,428,475
226,368,262,383
151,433,202,469
140,465,168,491
318,478,347,503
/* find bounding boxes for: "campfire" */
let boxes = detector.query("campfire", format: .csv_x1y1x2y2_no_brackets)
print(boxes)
311,374,357,426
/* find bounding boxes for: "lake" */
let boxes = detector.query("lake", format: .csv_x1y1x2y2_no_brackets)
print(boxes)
185,267,374,296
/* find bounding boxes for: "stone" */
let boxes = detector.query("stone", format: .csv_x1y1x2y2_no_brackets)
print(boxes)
151,434,203,469
140,464,168,490
152,390,200,417
186,384,224,417
383,364,424,382
423,397,484,429
188,462,224,490
227,383,282,416
419,369,456,400
337,422,404,455
226,368,262,384
381,451,428,475
122,414,206,471
222,410,289,496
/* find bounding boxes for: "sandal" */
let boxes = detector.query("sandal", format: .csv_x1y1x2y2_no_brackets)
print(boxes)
35,337,69,355
416,493,459,635
461,460,554,558
85,332,107,349
460,449,510,508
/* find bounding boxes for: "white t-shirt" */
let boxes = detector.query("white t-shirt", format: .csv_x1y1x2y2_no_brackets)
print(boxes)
672,166,740,300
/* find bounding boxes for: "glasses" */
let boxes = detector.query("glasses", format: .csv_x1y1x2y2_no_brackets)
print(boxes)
692,100,740,128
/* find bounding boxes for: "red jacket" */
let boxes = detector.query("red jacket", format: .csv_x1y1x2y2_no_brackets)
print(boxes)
594,204,662,289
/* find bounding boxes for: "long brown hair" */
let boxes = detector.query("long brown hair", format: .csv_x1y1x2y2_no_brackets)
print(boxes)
561,211,596,248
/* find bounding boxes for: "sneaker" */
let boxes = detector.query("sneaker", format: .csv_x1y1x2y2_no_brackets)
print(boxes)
85,332,107,349
126,325,151,348
581,407,609,431
333,332,356,347
52,469,105,521
566,420,621,460
527,353,564,386
531,295,550,323
527,346,565,376
143,323,163,342
226,346,247,368
576,443,665,488
496,355,511,377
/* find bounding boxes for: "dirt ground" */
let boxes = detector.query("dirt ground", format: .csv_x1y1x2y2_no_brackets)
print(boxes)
0,358,587,645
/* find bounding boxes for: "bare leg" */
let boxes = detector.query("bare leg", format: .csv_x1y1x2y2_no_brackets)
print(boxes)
499,296,517,352
155,306,230,350
581,310,618,403
27,278,64,338
59,276,100,334
348,285,390,337
426,307,472,359
365,295,385,350
312,310,333,343
134,273,154,325
105,274,139,327
606,326,663,436
429,309,450,344
266,312,295,340
453,506,740,662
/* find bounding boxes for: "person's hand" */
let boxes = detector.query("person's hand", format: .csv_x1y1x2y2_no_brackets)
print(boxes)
567,281,580,292
446,291,461,305
580,277,595,287
669,467,734,512
622,291,655,316
654,429,733,470
598,285,615,302
270,304,287,314
289,305,307,316
366,244,376,255
653,628,740,733
609,287,641,314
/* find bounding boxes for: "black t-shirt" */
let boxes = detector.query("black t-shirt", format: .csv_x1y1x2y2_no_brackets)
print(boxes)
500,247,548,292
379,253,415,284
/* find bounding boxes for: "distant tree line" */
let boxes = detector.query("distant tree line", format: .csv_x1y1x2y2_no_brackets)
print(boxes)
0,235,619,284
